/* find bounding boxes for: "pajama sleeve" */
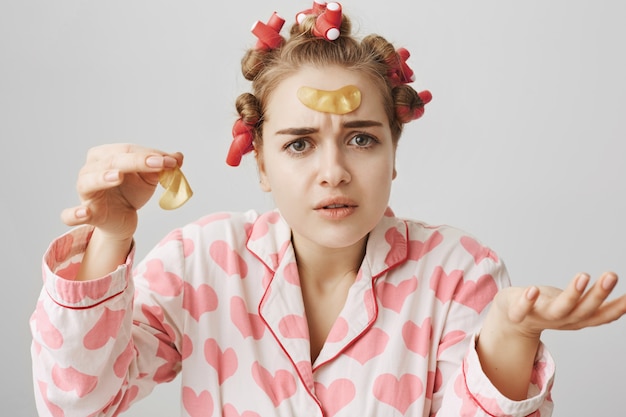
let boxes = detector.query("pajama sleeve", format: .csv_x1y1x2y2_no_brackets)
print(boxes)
30,225,186,417
430,246,555,416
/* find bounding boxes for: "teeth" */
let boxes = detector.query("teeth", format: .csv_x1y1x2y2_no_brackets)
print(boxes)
326,204,346,209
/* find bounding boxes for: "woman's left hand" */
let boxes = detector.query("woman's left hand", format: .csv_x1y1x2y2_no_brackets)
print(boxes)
494,272,626,339
477,272,626,400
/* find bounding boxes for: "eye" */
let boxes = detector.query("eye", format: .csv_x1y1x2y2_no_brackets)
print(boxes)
348,133,378,148
285,139,311,154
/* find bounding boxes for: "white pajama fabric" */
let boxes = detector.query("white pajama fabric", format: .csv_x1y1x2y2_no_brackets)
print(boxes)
31,208,554,416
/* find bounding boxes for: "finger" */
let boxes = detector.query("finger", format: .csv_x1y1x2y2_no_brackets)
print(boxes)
76,169,124,200
76,152,181,199
562,290,626,330
546,273,589,319
60,205,91,227
84,144,180,174
86,143,180,163
508,286,540,323
572,272,619,318
103,153,179,174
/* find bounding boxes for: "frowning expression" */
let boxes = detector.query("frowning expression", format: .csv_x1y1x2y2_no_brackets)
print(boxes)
258,65,396,251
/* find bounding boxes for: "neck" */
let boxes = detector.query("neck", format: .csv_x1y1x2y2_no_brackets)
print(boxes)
291,233,368,290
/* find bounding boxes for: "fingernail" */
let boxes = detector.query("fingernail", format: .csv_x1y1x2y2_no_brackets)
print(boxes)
104,170,119,182
146,156,162,168
75,208,87,218
526,286,539,300
576,273,590,291
163,156,177,168
602,274,617,291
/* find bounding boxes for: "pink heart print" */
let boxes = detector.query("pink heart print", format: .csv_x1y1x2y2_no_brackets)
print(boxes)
158,229,195,258
282,262,301,286
429,266,464,304
113,341,135,378
402,317,432,357
326,316,349,343
230,296,266,339
143,259,183,297
210,240,249,278
453,274,498,314
193,212,231,227
181,334,194,360
373,373,423,414
222,403,261,417
378,276,418,313
314,378,356,417
182,386,214,417
384,227,407,266
83,307,125,350
34,301,63,349
252,362,297,407
249,211,281,240
460,236,499,264
182,281,219,321
453,372,479,416
140,303,175,340
278,314,309,339
343,327,389,365
51,365,98,397
425,369,442,400
114,385,139,415
154,338,182,383
437,330,467,358
408,230,443,262
204,338,238,384
37,381,64,417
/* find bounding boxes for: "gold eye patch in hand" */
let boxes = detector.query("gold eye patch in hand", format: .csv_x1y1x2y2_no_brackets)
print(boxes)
158,166,193,210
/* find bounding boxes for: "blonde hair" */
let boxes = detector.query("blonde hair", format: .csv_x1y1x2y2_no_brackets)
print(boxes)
235,11,425,153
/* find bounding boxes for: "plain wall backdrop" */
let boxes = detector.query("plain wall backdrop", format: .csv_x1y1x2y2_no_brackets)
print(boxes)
2,0,624,415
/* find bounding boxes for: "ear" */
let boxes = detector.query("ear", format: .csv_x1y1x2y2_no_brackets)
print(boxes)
392,165,397,180
256,151,272,192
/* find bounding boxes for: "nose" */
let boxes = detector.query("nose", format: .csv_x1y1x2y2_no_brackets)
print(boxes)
316,142,351,187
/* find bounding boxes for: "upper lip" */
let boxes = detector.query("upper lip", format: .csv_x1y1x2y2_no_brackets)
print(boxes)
314,196,358,210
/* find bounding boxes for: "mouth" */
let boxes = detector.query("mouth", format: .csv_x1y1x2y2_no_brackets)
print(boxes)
314,198,358,210
323,203,352,209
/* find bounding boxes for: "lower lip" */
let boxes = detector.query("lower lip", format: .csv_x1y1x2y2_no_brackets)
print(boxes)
315,206,356,219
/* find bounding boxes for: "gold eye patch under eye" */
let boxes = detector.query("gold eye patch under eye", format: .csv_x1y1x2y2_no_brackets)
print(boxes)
158,166,193,210
297,85,362,115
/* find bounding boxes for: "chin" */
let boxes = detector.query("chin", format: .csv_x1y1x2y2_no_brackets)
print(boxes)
314,230,370,250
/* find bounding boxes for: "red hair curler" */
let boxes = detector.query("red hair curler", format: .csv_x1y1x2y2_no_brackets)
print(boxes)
296,0,327,24
251,12,286,50
312,2,342,41
226,119,256,166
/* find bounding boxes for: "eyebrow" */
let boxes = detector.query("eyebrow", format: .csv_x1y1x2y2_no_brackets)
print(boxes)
274,120,384,136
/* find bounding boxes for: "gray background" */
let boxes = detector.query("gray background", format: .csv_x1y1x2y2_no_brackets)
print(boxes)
2,0,625,415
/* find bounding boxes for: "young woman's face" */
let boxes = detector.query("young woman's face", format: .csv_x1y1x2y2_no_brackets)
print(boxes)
258,65,396,251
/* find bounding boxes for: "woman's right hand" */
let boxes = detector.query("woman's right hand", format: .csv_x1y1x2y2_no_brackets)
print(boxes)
61,143,183,242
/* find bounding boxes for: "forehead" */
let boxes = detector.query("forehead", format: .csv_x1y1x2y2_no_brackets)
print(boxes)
265,65,385,117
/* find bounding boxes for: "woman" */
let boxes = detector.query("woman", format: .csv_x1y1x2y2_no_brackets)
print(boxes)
30,2,625,416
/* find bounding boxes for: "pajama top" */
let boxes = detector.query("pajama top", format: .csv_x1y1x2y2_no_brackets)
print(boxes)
30,208,555,416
